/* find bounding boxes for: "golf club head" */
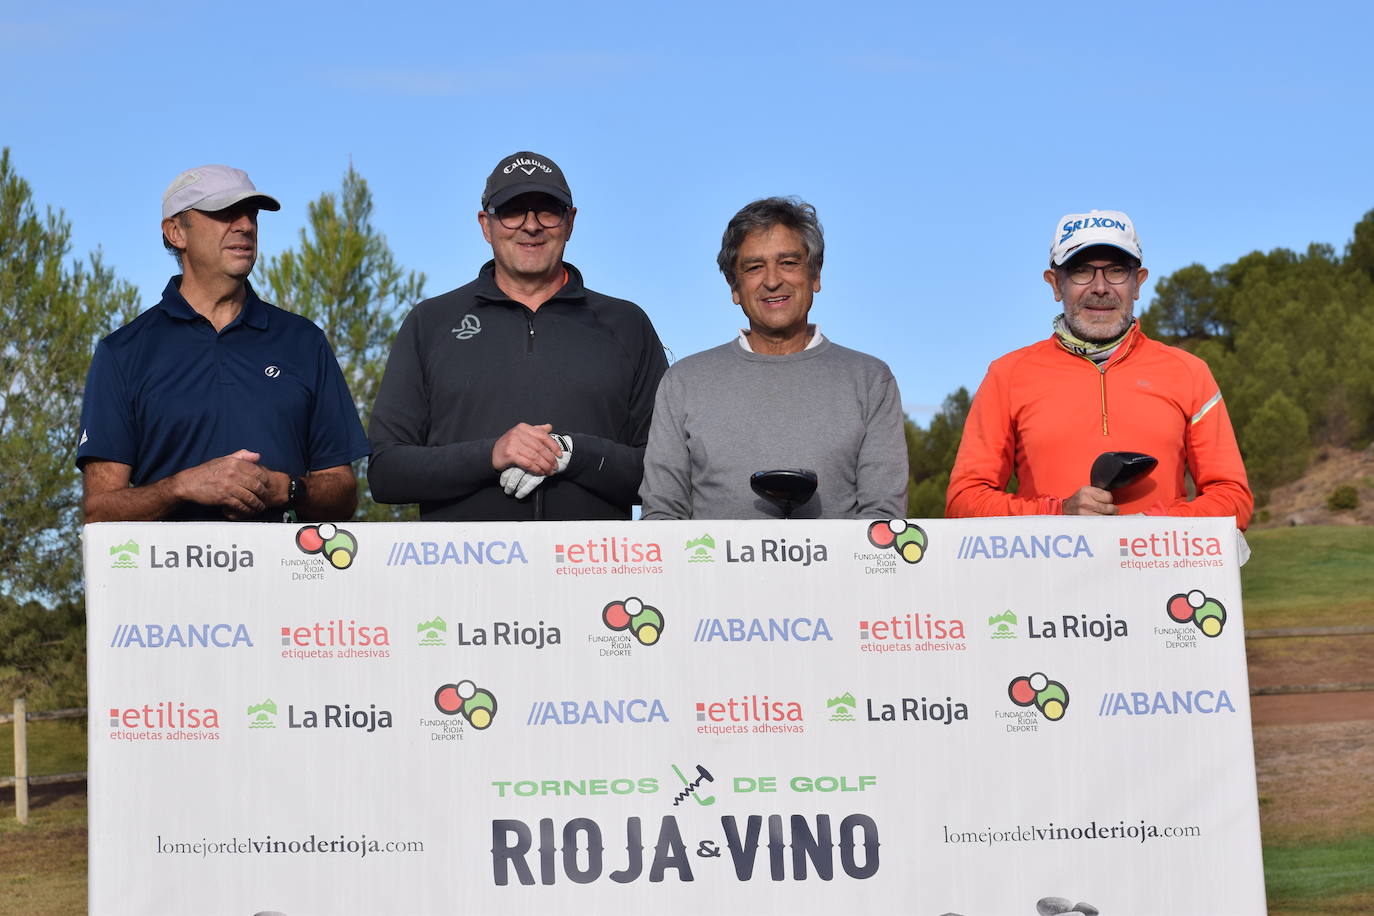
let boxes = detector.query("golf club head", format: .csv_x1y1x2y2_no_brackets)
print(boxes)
750,469,819,518
1089,451,1158,491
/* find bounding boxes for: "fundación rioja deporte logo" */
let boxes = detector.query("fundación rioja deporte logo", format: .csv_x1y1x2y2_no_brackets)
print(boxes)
435,679,498,730
296,523,358,570
1165,589,1227,637
865,520,928,564
602,597,665,646
1008,672,1070,722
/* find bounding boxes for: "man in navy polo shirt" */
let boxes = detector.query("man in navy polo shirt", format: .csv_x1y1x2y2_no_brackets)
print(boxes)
77,164,370,522
367,151,668,520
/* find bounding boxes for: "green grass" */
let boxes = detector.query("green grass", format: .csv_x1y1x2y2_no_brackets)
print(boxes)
1265,835,1374,907
0,786,87,916
1242,526,1374,628
0,717,87,780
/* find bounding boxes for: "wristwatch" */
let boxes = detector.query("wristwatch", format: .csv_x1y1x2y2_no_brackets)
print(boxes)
286,476,308,508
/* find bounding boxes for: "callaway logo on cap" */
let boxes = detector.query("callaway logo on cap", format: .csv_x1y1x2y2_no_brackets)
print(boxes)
1049,209,1142,266
482,151,573,210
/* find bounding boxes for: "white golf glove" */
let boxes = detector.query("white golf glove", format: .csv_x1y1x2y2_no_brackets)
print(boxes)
500,434,572,499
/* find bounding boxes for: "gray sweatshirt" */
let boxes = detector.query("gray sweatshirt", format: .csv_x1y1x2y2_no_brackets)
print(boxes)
639,336,908,519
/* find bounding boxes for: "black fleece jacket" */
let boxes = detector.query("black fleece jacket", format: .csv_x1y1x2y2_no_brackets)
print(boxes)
368,261,668,520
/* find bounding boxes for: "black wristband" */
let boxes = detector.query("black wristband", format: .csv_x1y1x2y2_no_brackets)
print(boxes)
287,476,307,507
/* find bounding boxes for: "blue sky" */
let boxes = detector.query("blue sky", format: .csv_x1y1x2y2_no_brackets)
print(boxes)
4,1,1372,423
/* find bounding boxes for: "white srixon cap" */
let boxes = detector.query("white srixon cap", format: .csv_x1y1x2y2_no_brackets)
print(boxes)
1049,209,1141,266
161,165,281,219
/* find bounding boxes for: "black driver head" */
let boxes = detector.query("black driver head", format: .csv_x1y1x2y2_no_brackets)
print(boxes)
750,469,819,518
1089,451,1158,491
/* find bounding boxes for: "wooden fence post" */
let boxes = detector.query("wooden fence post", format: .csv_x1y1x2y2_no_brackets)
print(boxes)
14,697,28,824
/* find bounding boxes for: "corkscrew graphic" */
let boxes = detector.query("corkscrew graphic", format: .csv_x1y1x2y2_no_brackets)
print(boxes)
670,763,716,806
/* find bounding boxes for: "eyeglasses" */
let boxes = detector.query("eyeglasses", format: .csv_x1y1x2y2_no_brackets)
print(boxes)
487,202,568,230
1065,263,1135,286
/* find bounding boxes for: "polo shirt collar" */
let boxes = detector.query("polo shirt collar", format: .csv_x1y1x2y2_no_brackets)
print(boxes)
156,276,270,330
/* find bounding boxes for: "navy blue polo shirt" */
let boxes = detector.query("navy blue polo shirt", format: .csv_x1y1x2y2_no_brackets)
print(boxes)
77,278,369,519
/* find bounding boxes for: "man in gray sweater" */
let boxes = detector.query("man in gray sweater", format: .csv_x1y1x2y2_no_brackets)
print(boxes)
639,197,908,520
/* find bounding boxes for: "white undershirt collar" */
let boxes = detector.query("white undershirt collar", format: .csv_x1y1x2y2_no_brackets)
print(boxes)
736,324,824,353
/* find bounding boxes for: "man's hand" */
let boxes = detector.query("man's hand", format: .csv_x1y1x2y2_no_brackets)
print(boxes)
499,434,573,500
492,423,562,475
171,449,271,519
1063,486,1118,516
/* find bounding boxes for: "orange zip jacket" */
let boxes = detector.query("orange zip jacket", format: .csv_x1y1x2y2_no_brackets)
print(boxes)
946,326,1253,528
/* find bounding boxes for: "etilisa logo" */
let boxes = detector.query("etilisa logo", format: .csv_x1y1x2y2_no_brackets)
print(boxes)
684,534,715,563
1118,530,1225,571
526,697,668,727
858,611,966,654
1097,687,1236,717
386,538,526,567
279,618,391,660
435,679,499,730
296,524,357,570
417,617,446,646
110,540,139,569
555,536,663,576
109,623,253,649
695,693,804,735
955,532,1093,560
1008,672,1070,722
109,701,221,741
693,616,832,643
601,597,664,647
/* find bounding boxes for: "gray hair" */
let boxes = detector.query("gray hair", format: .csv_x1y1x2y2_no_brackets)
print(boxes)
717,197,824,289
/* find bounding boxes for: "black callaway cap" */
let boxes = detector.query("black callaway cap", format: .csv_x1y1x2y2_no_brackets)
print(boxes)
482,151,573,210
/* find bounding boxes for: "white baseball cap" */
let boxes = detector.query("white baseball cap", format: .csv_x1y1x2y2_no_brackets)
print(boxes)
161,165,281,219
1049,209,1142,266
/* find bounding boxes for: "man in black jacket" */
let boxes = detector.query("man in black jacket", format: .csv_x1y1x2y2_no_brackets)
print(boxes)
368,151,668,520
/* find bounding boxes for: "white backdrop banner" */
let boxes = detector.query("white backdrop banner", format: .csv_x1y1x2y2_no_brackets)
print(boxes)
84,516,1265,915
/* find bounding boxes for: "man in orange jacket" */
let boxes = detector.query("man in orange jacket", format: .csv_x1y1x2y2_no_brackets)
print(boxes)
946,209,1253,529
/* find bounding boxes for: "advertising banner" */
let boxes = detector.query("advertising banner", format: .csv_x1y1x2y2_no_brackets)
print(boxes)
85,516,1265,915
